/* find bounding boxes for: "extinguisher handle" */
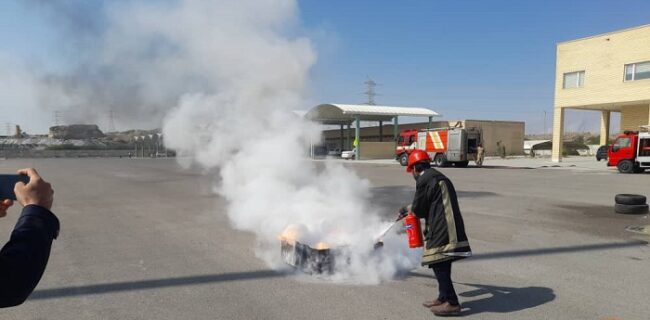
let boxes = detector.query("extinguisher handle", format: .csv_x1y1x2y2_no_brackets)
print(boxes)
396,205,410,221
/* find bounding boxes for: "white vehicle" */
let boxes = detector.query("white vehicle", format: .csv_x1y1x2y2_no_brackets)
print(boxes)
340,148,356,160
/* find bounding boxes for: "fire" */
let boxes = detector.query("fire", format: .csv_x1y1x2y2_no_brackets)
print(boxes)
278,224,301,245
279,224,330,250
314,242,330,250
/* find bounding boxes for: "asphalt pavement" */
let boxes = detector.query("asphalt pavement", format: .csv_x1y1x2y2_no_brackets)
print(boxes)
0,158,648,319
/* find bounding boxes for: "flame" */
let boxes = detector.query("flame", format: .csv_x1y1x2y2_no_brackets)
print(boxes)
279,224,330,250
314,242,330,250
278,224,300,245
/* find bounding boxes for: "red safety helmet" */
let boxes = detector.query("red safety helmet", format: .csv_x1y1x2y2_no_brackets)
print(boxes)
406,149,431,173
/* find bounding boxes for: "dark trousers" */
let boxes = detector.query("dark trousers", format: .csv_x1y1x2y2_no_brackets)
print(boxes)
431,260,458,305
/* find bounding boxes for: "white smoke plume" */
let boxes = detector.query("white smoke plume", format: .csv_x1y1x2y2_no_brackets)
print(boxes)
156,0,420,283
24,0,421,283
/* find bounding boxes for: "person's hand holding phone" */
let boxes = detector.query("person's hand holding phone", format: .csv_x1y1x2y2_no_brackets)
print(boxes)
0,199,13,218
14,168,54,211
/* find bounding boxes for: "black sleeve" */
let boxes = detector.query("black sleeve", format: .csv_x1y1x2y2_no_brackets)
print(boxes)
411,181,430,220
0,205,60,308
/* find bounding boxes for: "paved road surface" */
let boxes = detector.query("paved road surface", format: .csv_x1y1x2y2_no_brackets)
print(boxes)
0,158,648,319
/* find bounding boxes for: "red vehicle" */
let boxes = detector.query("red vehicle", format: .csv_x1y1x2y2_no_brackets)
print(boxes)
608,126,650,173
395,127,481,167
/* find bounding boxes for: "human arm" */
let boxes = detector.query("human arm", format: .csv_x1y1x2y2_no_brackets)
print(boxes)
0,168,59,307
411,182,431,220
0,205,59,307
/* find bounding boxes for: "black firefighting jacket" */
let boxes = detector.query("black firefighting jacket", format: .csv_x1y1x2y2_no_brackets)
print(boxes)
411,168,471,266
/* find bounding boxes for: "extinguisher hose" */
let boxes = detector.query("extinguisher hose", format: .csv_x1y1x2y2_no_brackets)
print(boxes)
375,215,405,242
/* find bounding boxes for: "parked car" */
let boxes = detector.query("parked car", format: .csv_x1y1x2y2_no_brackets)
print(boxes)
341,148,356,160
327,148,341,157
596,145,609,161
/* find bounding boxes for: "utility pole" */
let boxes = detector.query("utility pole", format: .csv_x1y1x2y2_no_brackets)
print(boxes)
364,77,378,105
362,77,379,134
108,109,116,133
134,136,139,158
543,110,547,137
53,110,63,126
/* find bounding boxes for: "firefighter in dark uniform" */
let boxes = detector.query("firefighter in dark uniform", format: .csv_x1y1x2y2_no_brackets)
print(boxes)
400,150,471,316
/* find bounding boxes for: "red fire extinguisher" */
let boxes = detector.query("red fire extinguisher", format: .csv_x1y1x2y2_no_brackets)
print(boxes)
404,212,423,248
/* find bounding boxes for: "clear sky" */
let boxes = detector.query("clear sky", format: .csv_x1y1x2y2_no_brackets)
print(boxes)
299,0,650,133
1,0,650,134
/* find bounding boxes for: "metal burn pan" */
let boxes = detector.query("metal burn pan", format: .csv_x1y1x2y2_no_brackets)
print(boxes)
280,240,334,274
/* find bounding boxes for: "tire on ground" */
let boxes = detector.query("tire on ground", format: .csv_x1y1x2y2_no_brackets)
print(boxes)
617,160,635,173
399,153,408,166
615,194,647,206
614,203,649,215
434,154,448,167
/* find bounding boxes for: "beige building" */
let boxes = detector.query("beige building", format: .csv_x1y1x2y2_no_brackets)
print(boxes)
553,24,650,162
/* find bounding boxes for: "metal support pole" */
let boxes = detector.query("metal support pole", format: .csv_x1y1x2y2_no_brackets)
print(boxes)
346,124,351,150
393,116,399,148
379,121,383,142
339,124,344,151
428,116,432,130
355,115,360,160
161,136,167,156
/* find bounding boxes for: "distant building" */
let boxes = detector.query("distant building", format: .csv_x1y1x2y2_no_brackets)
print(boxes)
553,24,650,162
49,124,105,140
14,125,22,138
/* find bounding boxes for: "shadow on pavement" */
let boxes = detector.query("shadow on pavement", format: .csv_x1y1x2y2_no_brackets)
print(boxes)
458,283,555,316
555,204,649,219
370,186,498,216
466,240,647,262
404,241,647,281
456,190,499,198
446,165,537,170
31,270,283,300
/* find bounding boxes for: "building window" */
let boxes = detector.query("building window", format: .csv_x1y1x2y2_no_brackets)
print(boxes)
624,61,650,81
563,71,585,89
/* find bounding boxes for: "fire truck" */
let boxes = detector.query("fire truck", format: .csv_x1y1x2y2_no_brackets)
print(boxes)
395,127,481,167
608,126,650,173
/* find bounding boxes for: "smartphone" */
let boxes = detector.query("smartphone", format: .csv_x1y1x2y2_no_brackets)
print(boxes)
0,174,30,200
